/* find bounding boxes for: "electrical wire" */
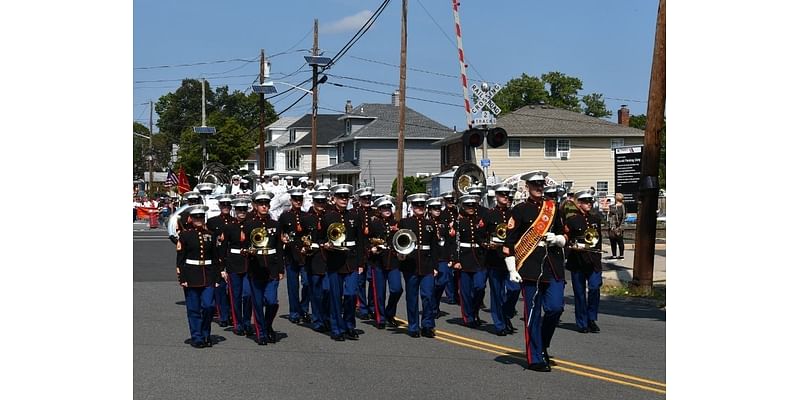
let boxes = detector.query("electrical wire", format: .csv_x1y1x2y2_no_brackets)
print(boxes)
322,0,393,70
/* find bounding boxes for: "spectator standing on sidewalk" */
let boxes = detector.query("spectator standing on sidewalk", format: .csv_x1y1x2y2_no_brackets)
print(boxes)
607,193,626,260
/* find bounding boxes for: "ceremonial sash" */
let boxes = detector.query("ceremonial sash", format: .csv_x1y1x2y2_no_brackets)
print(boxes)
513,200,556,271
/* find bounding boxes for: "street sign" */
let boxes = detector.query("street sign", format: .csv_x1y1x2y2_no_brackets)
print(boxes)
614,145,643,213
470,82,503,122
480,159,491,167
472,111,496,125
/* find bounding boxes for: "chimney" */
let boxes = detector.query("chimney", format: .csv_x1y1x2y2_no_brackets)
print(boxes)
391,90,400,106
618,104,630,126
345,100,353,113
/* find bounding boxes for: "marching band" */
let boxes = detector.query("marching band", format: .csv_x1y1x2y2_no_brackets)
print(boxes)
172,166,605,372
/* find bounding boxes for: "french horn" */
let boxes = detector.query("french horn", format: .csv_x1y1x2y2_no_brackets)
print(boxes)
492,222,508,243
393,229,417,255
327,222,347,250
251,227,270,249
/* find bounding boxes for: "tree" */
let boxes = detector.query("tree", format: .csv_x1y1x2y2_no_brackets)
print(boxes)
541,71,583,112
491,73,548,114
133,122,149,178
390,176,427,199
581,93,611,118
628,114,666,190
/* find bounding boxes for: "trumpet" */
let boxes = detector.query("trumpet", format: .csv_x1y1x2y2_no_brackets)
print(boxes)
327,222,348,251
369,237,388,249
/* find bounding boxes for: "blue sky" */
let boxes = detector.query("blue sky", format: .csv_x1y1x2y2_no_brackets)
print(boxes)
134,0,658,131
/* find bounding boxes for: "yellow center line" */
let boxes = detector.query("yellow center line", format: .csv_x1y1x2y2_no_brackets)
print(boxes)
394,317,666,393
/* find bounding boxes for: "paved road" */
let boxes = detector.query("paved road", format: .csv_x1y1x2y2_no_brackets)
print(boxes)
134,228,666,399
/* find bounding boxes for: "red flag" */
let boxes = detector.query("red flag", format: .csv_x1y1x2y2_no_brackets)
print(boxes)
177,167,191,194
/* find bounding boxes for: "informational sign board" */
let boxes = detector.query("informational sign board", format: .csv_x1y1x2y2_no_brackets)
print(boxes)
614,145,642,214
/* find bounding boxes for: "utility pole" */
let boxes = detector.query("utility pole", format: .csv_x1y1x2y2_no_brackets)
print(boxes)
148,100,154,198
201,78,207,171
311,20,319,183
259,49,266,177
395,0,408,219
632,0,666,293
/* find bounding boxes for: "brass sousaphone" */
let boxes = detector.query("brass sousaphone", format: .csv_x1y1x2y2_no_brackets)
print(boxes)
452,163,486,197
393,229,417,255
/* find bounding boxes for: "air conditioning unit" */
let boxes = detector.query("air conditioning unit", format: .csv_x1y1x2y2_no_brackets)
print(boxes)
416,172,431,178
558,151,569,159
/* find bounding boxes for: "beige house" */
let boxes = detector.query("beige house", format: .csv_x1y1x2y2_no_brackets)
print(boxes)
434,104,644,199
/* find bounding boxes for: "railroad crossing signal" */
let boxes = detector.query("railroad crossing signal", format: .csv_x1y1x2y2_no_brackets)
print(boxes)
470,82,502,125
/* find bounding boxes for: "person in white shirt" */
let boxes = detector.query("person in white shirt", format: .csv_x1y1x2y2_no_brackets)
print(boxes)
227,175,244,195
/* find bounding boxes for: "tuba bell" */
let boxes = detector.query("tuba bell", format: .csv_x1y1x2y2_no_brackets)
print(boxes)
392,229,417,255
327,222,347,250
452,163,486,196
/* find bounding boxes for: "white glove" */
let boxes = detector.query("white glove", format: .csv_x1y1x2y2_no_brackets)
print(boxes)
545,232,566,248
505,256,523,283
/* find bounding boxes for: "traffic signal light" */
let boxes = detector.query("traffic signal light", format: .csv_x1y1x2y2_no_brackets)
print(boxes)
486,127,508,148
462,128,483,148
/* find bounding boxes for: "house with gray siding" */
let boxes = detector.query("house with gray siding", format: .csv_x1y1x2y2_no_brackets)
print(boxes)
319,101,452,194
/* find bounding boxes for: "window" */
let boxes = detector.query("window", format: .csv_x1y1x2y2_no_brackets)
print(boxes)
266,129,273,143
545,139,570,158
354,141,360,161
596,181,609,199
508,139,521,157
562,180,574,193
285,149,300,170
247,162,255,171
289,129,296,144
611,138,624,159
328,148,338,166
266,149,276,170
346,120,352,136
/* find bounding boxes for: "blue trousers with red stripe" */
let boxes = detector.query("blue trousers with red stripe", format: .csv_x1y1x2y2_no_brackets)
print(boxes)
183,284,216,345
356,266,372,318
521,279,565,365
214,278,231,323
433,261,450,313
403,271,435,333
327,270,359,336
458,269,487,324
570,269,602,330
227,272,252,333
249,277,280,341
487,268,522,332
309,273,329,331
370,266,404,324
285,261,309,320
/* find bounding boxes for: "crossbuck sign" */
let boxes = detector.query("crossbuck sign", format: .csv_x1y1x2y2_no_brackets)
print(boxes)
471,82,502,125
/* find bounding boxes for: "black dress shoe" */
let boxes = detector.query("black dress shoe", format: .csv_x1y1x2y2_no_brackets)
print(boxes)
357,313,370,321
331,334,345,342
528,362,551,372
386,317,399,328
245,328,255,337
190,341,205,349
267,330,277,343
344,330,360,340
312,325,327,333
506,320,517,332
376,322,386,330
467,320,481,329
542,350,551,366
302,313,312,323
218,320,229,328
408,331,421,338
495,329,507,336
204,338,213,348
421,328,435,338
578,327,590,333
288,317,300,324
589,320,600,333
257,338,269,346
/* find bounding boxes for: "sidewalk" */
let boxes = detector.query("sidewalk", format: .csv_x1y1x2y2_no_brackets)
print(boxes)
600,242,666,287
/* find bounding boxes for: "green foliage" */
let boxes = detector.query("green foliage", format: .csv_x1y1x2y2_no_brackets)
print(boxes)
541,71,583,112
491,73,548,114
581,93,611,118
146,79,278,177
390,176,428,198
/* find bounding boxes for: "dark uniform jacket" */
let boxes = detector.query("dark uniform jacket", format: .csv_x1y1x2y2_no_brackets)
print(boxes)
219,218,250,274
207,212,236,265
398,215,436,275
429,214,452,263
504,198,565,283
278,207,311,266
454,211,489,273
367,216,399,271
485,205,512,270
352,205,373,268
306,207,328,276
176,226,221,287
564,210,603,274
322,207,363,274
242,214,284,281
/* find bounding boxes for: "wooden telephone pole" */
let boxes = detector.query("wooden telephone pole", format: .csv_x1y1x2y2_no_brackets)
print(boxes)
311,19,320,183
395,0,408,219
632,0,666,292
258,49,266,176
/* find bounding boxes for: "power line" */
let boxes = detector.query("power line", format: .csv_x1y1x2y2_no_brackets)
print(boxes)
322,0,393,70
327,73,462,97
134,57,256,70
134,74,254,84
329,81,464,108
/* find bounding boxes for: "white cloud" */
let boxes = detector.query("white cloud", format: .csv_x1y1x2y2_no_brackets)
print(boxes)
321,10,373,34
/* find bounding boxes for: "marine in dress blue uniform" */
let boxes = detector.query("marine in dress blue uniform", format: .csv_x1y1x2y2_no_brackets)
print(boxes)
176,205,220,348
278,188,311,324
426,197,453,319
206,194,236,328
305,190,332,333
243,190,285,346
503,171,567,372
366,196,402,329
353,187,375,320
218,197,254,336
440,191,459,305
398,193,437,338
564,189,604,334
485,183,521,336
452,194,490,328
322,184,363,341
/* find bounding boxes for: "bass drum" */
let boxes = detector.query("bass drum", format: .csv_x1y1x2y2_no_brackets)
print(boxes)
167,204,189,243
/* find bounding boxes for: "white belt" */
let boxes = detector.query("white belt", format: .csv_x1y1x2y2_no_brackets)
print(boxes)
252,249,277,255
311,243,320,249
230,248,242,254
185,259,213,266
420,245,431,250
459,243,480,248
345,241,356,246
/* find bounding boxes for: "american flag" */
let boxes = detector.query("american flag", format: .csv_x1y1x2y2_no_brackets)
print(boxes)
165,168,179,188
